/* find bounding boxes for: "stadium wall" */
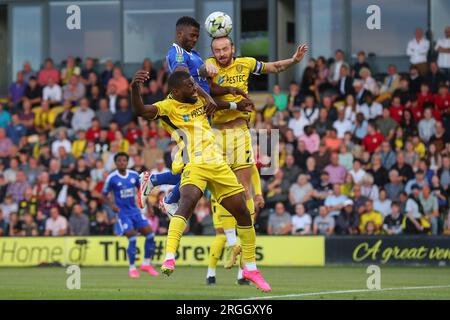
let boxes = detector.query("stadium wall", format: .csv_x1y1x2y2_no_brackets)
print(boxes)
0,236,325,267
325,236,450,266
1,236,449,267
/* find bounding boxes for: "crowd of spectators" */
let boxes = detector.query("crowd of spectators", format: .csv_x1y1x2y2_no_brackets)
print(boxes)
261,27,450,237
1,27,450,237
1,56,174,237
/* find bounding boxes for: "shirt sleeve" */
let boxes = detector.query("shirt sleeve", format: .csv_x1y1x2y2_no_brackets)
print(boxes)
167,47,190,73
153,100,171,118
435,39,442,50
102,175,112,195
329,217,335,228
246,57,266,75
405,199,414,214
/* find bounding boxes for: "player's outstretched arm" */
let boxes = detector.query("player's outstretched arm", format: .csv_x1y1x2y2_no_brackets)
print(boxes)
130,70,159,121
264,44,308,74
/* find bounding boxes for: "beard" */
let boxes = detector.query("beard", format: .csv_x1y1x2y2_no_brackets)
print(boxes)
217,55,233,67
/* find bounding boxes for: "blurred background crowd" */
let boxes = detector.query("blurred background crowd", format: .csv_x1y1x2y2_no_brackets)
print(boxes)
1,26,450,237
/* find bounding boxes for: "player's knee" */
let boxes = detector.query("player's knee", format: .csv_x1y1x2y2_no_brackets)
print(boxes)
216,228,225,234
177,193,197,217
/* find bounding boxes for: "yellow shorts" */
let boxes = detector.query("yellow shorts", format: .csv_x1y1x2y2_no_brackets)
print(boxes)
180,162,245,204
216,125,254,171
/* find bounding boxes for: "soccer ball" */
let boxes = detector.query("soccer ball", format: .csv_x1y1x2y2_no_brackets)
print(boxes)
204,11,233,38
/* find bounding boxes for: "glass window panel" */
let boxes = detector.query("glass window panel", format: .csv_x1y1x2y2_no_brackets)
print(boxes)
11,5,43,75
49,1,121,63
311,0,345,58
351,0,427,57
431,0,450,41
123,0,195,63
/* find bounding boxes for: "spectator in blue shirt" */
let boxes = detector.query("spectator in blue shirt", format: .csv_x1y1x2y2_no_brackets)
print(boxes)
8,72,26,110
6,114,26,145
113,98,134,129
0,104,11,129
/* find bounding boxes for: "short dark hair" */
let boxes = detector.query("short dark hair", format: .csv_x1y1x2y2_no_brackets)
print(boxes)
176,16,200,29
168,71,192,92
391,201,400,207
114,152,129,162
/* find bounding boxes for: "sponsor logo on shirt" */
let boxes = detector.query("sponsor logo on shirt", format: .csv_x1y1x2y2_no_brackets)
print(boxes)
119,188,134,198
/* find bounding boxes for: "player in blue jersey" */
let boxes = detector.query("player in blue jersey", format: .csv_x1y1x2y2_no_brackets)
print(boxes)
138,16,249,214
102,152,159,278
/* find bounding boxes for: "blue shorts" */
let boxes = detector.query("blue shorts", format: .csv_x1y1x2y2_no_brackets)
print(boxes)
115,213,150,235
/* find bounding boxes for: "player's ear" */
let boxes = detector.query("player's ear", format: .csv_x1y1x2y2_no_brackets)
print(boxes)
176,27,183,39
232,44,235,56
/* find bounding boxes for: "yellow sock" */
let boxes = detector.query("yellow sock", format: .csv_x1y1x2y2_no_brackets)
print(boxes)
208,233,227,268
246,198,255,224
165,215,187,256
236,225,256,263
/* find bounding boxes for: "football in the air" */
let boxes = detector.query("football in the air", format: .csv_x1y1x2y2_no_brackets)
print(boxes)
204,11,233,38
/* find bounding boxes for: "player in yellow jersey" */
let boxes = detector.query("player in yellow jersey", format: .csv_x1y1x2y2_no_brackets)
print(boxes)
204,36,308,285
131,70,272,292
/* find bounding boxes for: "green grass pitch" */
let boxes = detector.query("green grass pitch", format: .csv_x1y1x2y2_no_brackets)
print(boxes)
1,266,449,300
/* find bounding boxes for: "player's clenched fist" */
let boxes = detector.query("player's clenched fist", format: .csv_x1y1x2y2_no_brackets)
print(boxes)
204,62,219,78
237,99,255,112
131,70,150,87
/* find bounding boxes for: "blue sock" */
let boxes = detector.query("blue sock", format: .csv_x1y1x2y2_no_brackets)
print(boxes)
150,172,181,186
144,233,155,259
165,182,181,204
127,236,137,266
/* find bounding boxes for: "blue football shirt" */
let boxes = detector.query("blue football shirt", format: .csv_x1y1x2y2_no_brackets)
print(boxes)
102,169,141,217
166,43,210,94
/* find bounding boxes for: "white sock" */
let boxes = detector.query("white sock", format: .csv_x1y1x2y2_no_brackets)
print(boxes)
142,259,150,266
224,229,237,246
129,264,136,271
237,267,243,280
165,253,175,261
245,262,257,271
207,267,216,278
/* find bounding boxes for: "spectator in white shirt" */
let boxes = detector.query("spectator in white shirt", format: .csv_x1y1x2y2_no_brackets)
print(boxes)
291,204,312,235
435,26,450,77
333,108,352,138
359,68,380,96
418,107,436,143
357,93,383,120
349,159,367,185
42,77,62,106
406,28,430,76
71,98,95,132
374,188,392,218
45,206,68,236
288,107,309,138
51,128,72,158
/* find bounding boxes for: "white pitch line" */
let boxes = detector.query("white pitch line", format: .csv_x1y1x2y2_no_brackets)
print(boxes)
241,285,450,300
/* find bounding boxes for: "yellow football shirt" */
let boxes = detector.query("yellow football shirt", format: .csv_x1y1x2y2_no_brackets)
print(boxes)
205,57,266,125
153,95,222,165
